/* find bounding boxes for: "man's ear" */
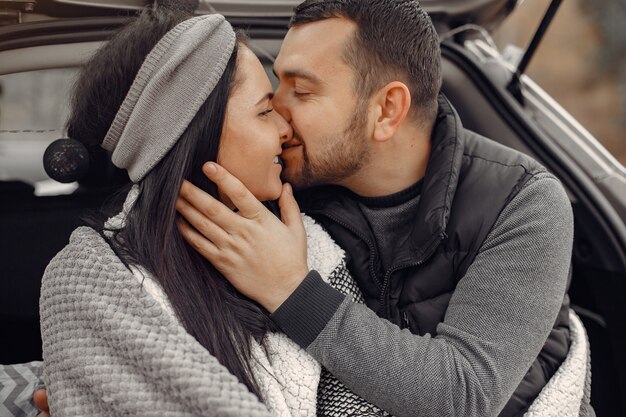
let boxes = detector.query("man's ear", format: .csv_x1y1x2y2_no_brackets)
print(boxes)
371,81,411,142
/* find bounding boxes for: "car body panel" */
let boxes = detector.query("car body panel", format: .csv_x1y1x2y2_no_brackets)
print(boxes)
3,0,520,27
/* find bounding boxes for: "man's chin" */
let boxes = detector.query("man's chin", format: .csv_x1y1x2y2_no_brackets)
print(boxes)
280,169,304,190
281,165,318,190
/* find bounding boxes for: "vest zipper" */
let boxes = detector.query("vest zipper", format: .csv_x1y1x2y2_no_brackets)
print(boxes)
378,232,448,320
308,210,447,321
309,211,383,290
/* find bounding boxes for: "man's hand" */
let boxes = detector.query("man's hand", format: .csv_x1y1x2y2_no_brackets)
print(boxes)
177,162,309,313
33,388,50,417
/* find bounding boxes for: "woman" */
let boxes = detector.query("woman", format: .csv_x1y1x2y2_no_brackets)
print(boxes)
39,5,387,417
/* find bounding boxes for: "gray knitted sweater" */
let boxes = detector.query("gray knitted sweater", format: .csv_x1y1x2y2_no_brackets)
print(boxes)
39,210,381,417
40,226,273,417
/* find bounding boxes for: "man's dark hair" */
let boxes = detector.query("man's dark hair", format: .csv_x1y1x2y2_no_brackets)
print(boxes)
291,0,442,126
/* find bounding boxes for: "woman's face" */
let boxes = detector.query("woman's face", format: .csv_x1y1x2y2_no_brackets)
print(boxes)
218,45,292,202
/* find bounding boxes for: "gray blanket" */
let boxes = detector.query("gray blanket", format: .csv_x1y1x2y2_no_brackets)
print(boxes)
40,226,272,417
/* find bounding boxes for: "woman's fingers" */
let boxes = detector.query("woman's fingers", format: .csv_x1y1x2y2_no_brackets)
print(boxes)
201,162,266,220
176,217,220,262
176,196,230,244
279,183,304,236
179,179,242,232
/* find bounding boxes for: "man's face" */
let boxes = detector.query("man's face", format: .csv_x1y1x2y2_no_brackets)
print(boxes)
273,18,371,189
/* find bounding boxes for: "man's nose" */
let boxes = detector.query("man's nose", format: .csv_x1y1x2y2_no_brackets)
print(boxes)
272,89,291,122
275,111,293,144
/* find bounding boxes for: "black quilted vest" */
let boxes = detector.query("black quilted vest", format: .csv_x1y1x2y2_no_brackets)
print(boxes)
298,96,570,417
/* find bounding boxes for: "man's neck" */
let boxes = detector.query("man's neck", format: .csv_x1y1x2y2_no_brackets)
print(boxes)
341,127,431,198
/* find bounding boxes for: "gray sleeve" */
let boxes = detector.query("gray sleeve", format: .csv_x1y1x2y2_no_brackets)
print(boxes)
306,173,573,417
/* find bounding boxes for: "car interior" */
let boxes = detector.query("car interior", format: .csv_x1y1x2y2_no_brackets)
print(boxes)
1,13,625,417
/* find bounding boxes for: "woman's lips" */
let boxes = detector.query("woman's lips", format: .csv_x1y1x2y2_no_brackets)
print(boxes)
273,155,285,168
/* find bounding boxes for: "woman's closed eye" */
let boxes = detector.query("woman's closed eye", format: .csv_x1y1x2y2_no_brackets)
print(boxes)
259,108,274,117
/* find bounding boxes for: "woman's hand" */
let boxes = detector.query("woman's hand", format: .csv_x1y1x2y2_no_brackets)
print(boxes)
177,162,309,313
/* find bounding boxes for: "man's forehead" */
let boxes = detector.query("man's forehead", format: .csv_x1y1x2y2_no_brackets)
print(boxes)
275,18,356,74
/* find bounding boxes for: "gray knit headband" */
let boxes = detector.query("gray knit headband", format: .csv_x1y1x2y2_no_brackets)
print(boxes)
102,14,236,182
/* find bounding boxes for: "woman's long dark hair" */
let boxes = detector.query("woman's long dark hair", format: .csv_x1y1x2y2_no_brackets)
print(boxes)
67,5,276,399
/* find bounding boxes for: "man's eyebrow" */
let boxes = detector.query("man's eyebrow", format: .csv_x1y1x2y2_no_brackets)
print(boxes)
255,92,274,106
272,66,323,85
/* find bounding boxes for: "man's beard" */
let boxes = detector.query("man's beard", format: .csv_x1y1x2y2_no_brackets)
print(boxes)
285,102,370,189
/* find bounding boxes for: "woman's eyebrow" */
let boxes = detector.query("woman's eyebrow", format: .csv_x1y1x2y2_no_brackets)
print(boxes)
255,92,274,106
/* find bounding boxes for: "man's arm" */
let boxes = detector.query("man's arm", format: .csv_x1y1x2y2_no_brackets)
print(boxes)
273,173,573,416
178,167,573,416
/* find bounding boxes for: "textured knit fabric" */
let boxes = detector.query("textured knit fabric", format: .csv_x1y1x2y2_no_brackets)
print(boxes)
40,226,272,417
277,173,579,416
125,214,345,417
317,268,390,417
358,182,422,272
524,310,594,417
101,14,235,182
7,312,594,417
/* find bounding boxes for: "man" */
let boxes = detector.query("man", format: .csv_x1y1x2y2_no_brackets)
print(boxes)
35,0,580,416
174,1,580,416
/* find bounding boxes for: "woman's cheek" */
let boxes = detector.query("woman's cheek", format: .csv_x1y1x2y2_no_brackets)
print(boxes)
216,151,251,196
235,151,266,200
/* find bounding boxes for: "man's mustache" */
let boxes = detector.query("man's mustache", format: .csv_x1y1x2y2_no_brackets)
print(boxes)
279,131,304,175
281,131,304,153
